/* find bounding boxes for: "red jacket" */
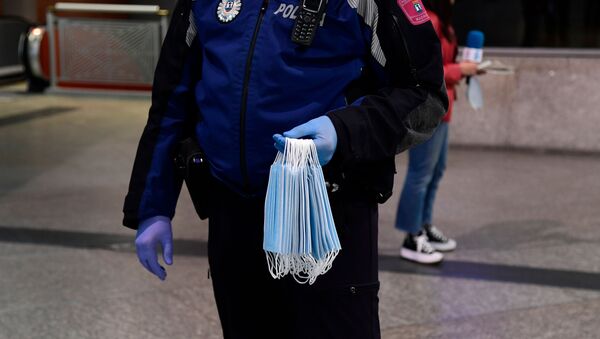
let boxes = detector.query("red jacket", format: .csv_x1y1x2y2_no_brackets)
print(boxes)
429,11,461,122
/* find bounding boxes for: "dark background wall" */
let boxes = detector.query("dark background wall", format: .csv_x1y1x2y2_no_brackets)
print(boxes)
1,0,176,24
3,0,38,22
453,0,600,48
2,0,600,47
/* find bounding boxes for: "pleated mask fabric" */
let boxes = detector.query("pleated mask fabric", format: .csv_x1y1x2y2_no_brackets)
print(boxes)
263,138,341,285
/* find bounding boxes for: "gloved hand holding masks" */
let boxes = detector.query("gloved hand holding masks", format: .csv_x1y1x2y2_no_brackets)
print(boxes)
273,116,337,166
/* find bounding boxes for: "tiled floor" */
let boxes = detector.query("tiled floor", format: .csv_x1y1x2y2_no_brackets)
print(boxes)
1,84,599,339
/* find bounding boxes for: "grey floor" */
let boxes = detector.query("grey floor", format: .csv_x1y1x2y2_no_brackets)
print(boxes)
1,83,599,339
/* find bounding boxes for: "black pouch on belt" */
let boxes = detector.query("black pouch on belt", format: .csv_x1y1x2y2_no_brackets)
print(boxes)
174,137,211,220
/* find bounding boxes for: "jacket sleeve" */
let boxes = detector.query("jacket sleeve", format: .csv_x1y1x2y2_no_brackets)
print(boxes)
444,64,462,87
430,12,462,86
326,0,448,168
122,0,201,229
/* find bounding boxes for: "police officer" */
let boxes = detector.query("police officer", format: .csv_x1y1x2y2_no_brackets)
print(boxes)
123,0,447,337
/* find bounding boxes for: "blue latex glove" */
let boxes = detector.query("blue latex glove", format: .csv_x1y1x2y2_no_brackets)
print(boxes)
273,116,337,166
135,216,173,281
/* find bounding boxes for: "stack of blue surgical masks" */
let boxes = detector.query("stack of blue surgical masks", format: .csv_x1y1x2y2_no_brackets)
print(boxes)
263,138,341,285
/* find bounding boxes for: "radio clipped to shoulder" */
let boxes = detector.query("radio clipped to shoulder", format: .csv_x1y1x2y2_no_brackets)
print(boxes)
291,0,328,46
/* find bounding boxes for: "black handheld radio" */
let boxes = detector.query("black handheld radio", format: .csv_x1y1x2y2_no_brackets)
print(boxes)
291,0,327,46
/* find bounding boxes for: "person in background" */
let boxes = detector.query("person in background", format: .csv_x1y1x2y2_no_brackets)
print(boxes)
395,0,482,264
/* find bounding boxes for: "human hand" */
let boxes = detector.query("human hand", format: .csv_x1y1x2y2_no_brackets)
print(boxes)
135,216,173,281
460,62,479,77
273,116,337,166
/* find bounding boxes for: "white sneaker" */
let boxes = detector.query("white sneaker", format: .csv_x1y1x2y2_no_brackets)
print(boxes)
400,232,444,264
423,224,457,252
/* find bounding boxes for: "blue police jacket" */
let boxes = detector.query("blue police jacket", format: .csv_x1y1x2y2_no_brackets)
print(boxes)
123,0,448,228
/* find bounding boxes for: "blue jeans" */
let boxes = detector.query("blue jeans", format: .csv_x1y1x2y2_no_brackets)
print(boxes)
395,122,448,234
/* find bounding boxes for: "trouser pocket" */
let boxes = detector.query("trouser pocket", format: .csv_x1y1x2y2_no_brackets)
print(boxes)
291,282,381,339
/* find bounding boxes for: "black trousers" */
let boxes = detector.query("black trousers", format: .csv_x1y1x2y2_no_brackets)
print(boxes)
207,180,381,339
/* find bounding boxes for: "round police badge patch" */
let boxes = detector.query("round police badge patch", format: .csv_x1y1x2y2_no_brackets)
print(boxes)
217,0,242,23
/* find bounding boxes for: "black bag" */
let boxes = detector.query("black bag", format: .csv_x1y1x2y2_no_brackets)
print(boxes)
174,137,211,220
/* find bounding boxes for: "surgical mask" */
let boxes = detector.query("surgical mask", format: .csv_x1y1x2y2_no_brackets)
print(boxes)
263,138,341,285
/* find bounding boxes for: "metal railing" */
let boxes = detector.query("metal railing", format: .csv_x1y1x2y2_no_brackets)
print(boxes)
46,2,169,93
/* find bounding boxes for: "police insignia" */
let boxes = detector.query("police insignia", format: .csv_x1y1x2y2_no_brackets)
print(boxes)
413,1,423,13
217,0,242,23
398,0,430,26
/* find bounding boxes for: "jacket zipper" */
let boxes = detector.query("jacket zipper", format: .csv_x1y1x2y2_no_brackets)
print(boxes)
240,0,270,190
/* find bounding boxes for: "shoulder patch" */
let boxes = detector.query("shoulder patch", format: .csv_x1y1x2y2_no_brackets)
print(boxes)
397,0,430,26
